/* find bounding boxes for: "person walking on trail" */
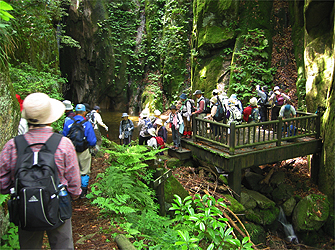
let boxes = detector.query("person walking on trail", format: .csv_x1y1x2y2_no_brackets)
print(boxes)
147,128,166,153
228,94,243,114
138,110,153,145
279,104,297,138
119,113,134,146
243,97,260,144
165,105,183,150
152,110,162,127
204,96,222,137
255,85,270,123
90,106,108,152
192,90,209,119
63,100,75,123
0,93,81,250
63,104,96,198
269,86,290,121
179,93,193,139
155,118,167,143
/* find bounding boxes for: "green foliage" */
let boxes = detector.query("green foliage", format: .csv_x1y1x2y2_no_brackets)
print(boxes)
1,222,19,249
10,62,67,131
230,29,276,103
0,1,15,68
0,1,14,22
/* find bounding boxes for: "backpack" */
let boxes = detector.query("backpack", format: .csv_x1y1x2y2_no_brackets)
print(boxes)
8,133,71,231
143,118,153,136
186,99,196,113
67,117,88,152
86,111,95,125
203,98,211,114
276,94,284,106
249,107,259,122
155,136,165,149
228,106,242,123
258,92,271,107
213,99,225,122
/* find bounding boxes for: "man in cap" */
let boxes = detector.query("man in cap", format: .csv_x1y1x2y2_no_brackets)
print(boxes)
192,90,208,119
90,106,108,152
0,93,81,249
63,104,96,198
119,113,134,146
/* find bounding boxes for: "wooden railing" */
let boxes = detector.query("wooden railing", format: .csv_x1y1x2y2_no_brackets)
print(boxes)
192,111,321,155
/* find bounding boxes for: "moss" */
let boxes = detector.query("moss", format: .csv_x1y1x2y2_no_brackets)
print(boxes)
245,206,279,226
198,26,234,49
164,175,189,204
224,194,245,214
238,222,266,245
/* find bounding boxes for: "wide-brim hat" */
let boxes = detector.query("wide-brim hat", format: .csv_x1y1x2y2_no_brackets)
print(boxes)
179,93,187,100
63,100,73,111
122,112,129,118
148,128,156,137
154,110,161,116
169,105,177,110
155,119,163,126
274,86,280,91
212,89,219,95
250,97,258,106
193,90,203,95
22,93,65,125
141,111,149,118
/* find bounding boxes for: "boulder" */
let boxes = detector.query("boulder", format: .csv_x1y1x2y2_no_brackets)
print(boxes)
224,194,245,214
243,172,265,192
240,190,257,210
271,183,294,203
245,206,280,226
270,171,286,186
282,196,297,217
292,194,330,232
244,189,276,210
164,175,189,204
239,222,266,245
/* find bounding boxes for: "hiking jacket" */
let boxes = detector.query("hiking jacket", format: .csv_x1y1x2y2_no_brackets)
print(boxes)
0,127,81,196
181,99,193,118
256,89,268,105
119,119,134,138
63,115,97,147
195,96,205,114
91,110,108,131
269,91,290,106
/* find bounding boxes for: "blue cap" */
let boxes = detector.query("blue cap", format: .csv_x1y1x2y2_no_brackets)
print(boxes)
75,104,86,112
285,104,291,111
179,93,187,100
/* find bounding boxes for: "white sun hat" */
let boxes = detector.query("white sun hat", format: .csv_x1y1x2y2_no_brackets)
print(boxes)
155,119,163,126
22,93,65,125
250,97,258,106
154,110,161,116
62,100,73,111
148,127,156,137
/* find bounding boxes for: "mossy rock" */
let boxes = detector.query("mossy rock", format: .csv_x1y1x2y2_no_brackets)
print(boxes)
219,174,228,185
164,175,189,204
238,222,266,245
271,183,294,203
245,206,280,226
243,189,275,210
282,196,296,217
292,194,330,232
322,206,334,238
166,158,185,169
224,194,245,214
240,190,257,210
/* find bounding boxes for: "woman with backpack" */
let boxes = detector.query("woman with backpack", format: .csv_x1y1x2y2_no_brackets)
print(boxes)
268,86,290,121
204,96,224,138
179,93,193,139
119,113,134,146
138,110,153,145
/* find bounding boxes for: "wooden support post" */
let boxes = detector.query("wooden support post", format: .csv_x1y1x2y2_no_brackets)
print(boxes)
276,117,282,146
316,111,321,139
228,163,241,201
192,115,197,142
229,122,236,154
311,152,321,184
154,168,166,216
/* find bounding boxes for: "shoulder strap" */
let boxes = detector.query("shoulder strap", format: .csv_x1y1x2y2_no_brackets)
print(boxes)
14,135,31,156
44,133,63,154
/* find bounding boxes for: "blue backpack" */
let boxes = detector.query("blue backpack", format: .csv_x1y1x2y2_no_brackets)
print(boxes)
143,118,153,136
67,117,88,152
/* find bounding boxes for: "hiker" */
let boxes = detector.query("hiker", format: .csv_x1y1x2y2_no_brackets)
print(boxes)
226,97,243,126
269,86,290,121
179,93,193,139
165,105,183,150
63,104,97,198
228,94,243,114
63,100,75,123
256,85,270,122
90,106,108,152
0,92,81,249
16,94,29,135
243,97,260,144
205,96,223,137
147,128,165,153
119,113,134,146
138,110,153,145
155,118,167,143
152,109,162,127
192,90,211,118
279,104,297,138
84,103,92,122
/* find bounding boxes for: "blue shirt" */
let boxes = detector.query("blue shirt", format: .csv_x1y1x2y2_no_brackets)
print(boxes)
63,115,97,147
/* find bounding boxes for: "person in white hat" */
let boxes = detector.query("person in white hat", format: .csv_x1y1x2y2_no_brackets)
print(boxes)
62,100,75,126
0,93,81,249
119,113,134,146
155,118,167,143
138,110,153,145
268,86,290,121
89,106,108,152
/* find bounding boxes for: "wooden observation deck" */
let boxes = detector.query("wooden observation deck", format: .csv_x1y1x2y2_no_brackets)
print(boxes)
181,111,323,199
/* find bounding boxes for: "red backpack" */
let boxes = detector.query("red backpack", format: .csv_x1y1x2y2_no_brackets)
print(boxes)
155,136,165,149
276,94,284,106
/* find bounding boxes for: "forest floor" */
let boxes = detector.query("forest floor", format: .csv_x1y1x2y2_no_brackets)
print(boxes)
54,152,335,250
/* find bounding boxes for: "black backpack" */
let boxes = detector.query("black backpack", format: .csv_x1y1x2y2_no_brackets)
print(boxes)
203,98,211,114
67,117,88,152
213,99,225,122
8,133,71,231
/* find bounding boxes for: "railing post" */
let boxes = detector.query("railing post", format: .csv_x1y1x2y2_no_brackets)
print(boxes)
276,117,282,146
192,115,197,141
154,168,166,216
229,122,235,154
316,111,321,139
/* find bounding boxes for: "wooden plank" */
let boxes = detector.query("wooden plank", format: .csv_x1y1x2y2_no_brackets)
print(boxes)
153,169,172,189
